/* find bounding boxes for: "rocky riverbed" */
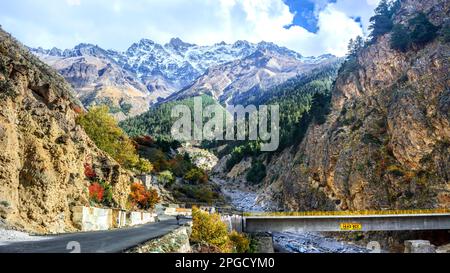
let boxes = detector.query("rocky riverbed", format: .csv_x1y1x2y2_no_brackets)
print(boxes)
272,232,368,253
213,178,277,212
213,177,370,253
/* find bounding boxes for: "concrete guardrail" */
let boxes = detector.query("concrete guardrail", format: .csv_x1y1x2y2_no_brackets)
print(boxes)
72,206,157,232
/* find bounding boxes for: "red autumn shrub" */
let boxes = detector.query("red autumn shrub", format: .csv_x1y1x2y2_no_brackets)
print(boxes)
129,182,160,209
84,163,97,179
89,182,104,203
129,182,148,208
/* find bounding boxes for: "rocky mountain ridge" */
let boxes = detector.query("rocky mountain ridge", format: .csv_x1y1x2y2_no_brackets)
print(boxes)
32,39,336,118
257,0,450,211
165,49,338,105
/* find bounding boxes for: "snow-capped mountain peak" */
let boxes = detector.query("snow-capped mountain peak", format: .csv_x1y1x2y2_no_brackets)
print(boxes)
30,38,336,119
166,37,196,51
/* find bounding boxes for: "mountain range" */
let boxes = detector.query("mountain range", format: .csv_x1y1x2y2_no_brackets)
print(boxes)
31,39,336,119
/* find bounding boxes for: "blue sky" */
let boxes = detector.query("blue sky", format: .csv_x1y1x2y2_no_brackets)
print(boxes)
0,0,381,57
284,0,332,32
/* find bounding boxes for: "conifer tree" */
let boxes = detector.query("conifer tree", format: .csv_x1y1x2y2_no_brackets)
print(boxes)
390,24,411,52
369,0,394,42
409,13,439,45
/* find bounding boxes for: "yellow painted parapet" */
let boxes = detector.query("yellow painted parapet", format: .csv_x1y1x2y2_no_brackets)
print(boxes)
244,208,450,217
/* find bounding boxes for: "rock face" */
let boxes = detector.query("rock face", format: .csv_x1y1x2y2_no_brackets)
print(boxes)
0,28,135,234
176,145,218,171
259,0,450,211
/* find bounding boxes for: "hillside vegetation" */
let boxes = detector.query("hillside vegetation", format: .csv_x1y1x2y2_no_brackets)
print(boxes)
120,95,220,138
212,62,341,177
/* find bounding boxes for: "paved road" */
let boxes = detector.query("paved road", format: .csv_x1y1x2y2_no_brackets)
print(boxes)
0,218,190,253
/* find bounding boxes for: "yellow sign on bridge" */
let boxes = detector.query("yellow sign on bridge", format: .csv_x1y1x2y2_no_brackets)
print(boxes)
340,223,363,231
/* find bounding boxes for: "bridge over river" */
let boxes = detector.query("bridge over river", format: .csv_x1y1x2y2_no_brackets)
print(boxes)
221,210,450,233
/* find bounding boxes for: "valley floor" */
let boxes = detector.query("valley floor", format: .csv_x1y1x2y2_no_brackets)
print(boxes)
272,232,368,253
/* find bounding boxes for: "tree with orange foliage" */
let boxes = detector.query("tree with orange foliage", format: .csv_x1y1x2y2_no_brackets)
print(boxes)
147,188,160,210
129,182,160,210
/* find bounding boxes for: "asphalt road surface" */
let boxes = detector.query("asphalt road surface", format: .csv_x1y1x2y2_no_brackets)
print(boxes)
0,218,191,253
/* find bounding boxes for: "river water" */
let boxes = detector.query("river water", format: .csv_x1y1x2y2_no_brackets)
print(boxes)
214,178,369,253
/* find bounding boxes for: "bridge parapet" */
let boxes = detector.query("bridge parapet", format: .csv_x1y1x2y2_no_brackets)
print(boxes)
243,213,450,233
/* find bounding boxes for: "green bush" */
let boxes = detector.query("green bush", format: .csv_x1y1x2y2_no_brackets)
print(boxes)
248,236,259,253
184,168,209,185
229,231,250,253
98,179,114,206
120,103,132,115
191,207,231,252
226,142,261,171
356,163,366,173
362,133,382,146
246,161,267,184
193,188,215,204
158,170,175,186
169,154,194,177
390,24,411,52
134,158,153,175
0,80,17,100
409,13,439,46
175,184,218,204
140,147,170,172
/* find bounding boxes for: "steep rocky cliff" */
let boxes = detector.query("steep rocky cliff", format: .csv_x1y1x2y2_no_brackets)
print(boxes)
0,28,135,234
259,0,450,211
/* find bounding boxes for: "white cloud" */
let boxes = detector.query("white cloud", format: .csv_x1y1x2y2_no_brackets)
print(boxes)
0,0,380,57
201,0,366,56
329,0,381,34
66,0,81,7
